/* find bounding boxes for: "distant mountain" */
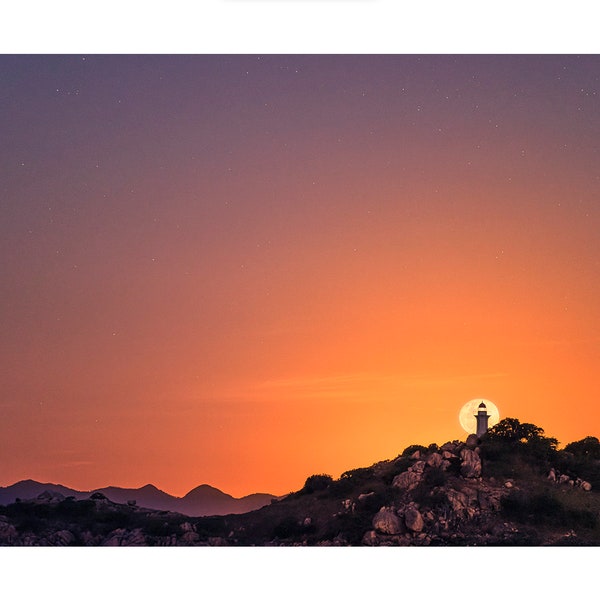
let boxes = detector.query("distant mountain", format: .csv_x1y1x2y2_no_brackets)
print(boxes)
0,480,276,516
0,480,88,505
93,484,179,512
179,485,276,516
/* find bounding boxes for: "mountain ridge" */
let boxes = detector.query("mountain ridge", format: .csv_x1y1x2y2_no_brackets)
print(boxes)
0,479,277,516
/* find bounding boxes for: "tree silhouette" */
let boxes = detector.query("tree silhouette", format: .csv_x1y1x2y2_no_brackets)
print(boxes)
564,436,600,459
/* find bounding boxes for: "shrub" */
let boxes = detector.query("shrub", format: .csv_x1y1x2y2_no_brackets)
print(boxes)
272,516,305,539
402,444,428,457
501,489,597,530
564,437,600,459
302,474,333,494
481,418,559,476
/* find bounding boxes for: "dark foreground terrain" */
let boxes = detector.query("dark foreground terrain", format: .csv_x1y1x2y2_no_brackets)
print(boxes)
1,418,599,546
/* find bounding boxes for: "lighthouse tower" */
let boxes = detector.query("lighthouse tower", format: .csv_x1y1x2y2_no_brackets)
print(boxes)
475,402,490,437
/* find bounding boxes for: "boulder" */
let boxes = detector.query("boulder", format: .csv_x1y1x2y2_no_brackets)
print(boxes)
446,489,469,513
442,450,454,460
362,530,378,546
460,448,482,478
404,506,424,532
0,520,18,544
547,468,557,482
441,442,457,453
412,461,427,473
180,531,200,545
581,481,592,492
358,492,375,502
48,530,75,546
392,470,421,491
372,508,402,535
103,528,146,546
465,434,479,450
426,453,442,468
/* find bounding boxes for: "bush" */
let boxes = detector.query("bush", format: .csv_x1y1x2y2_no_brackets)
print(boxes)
302,474,333,494
402,444,428,457
501,489,597,530
564,437,600,459
481,418,559,476
272,516,305,539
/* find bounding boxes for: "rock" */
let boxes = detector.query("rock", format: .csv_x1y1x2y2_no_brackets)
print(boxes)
208,537,228,546
559,474,570,485
410,450,421,459
103,528,146,546
442,450,454,460
547,468,557,482
426,453,442,468
446,489,469,512
180,531,200,544
303,517,312,526
81,531,99,545
0,520,18,544
48,530,75,546
460,448,482,478
392,470,421,491
358,492,375,502
180,522,195,533
581,481,592,491
441,442,457,453
372,508,402,535
504,481,513,489
465,434,479,450
440,460,451,471
412,461,426,473
341,498,355,512
362,530,378,546
404,506,424,532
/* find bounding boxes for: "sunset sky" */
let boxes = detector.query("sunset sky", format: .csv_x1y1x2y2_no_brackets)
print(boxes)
1,54,599,498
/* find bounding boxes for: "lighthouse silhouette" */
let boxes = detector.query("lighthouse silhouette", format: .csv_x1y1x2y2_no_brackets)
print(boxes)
475,401,490,437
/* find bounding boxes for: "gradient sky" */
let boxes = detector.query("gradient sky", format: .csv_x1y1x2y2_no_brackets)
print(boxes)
1,55,599,497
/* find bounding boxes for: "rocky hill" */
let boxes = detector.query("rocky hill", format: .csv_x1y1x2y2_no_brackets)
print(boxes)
1,418,599,546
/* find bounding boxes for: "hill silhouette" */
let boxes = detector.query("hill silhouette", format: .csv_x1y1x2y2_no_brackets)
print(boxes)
0,481,276,517
0,418,598,545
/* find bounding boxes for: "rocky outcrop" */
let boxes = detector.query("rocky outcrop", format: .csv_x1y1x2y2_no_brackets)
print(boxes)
372,508,402,535
459,448,482,478
392,469,422,491
404,506,424,532
103,528,147,546
547,468,592,491
426,453,443,468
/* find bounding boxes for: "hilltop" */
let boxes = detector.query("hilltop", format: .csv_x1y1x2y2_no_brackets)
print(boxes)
1,418,599,546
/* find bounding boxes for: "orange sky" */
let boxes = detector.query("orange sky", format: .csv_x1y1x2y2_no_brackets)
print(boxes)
1,55,599,497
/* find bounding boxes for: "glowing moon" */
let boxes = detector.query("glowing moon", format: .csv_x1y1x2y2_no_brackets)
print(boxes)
458,398,500,434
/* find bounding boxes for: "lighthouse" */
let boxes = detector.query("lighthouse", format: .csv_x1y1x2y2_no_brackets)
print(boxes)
475,401,490,437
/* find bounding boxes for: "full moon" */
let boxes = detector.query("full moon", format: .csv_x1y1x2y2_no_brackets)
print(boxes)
459,398,500,434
